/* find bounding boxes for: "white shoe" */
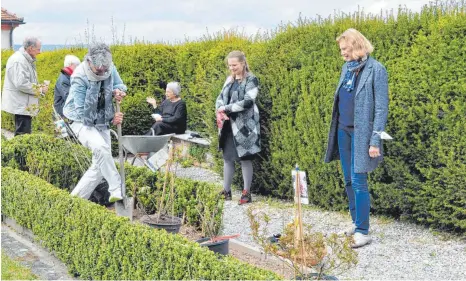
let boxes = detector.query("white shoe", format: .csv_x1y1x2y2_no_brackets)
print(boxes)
351,232,372,248
340,226,355,237
109,191,123,203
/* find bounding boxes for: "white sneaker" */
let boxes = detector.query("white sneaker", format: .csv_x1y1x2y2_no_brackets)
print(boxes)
340,226,355,237
109,191,123,203
351,232,372,248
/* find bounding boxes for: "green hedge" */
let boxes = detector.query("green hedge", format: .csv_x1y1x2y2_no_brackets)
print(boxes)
1,167,279,280
1,134,222,228
1,133,90,190
2,1,465,232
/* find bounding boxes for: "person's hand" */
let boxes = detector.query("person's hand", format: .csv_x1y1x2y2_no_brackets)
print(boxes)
40,85,49,94
112,112,124,125
42,80,50,93
369,146,381,158
146,97,157,107
216,111,229,128
113,89,127,102
217,106,226,114
155,115,163,122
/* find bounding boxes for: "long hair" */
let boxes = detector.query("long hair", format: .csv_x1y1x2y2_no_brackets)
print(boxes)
336,28,374,59
226,50,250,80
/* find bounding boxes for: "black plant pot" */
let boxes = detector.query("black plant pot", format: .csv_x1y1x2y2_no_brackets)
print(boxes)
141,214,182,234
196,237,229,255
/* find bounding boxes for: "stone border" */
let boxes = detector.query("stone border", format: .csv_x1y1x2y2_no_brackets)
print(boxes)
1,215,75,280
229,238,313,275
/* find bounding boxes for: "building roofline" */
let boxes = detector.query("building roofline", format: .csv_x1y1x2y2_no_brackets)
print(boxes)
1,20,26,25
1,7,25,23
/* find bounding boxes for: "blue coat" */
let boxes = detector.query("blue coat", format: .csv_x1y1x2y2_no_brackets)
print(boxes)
53,69,71,118
324,57,389,173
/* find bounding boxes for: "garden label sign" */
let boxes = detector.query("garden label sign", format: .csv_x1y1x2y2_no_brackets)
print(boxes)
292,169,309,205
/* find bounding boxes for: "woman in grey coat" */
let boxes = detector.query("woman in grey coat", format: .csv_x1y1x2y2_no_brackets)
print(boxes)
324,28,389,248
216,51,261,205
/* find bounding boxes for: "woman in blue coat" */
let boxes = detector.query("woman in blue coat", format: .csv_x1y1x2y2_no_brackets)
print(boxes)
325,28,389,248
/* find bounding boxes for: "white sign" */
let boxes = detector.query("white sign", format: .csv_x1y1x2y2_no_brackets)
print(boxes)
292,170,309,205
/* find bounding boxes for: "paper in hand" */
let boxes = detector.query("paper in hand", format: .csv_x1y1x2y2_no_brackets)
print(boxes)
380,132,393,140
374,131,393,140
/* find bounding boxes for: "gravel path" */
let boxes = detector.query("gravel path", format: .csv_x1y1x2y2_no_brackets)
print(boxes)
2,128,14,140
154,162,466,280
169,163,223,184
221,198,466,280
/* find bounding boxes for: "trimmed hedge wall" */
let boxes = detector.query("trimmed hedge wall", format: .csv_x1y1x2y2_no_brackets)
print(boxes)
2,1,465,232
1,134,222,229
1,167,279,280
1,133,90,190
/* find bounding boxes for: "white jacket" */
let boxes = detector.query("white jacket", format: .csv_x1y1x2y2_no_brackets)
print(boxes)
2,47,39,116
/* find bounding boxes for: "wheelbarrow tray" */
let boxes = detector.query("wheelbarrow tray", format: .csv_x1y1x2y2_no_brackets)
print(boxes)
120,134,174,155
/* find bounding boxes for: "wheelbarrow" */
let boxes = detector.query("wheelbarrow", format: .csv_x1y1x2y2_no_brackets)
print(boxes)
119,134,174,172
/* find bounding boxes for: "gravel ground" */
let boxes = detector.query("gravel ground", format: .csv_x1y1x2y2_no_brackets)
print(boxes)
2,128,14,140
155,162,466,280
221,197,466,280
168,163,223,184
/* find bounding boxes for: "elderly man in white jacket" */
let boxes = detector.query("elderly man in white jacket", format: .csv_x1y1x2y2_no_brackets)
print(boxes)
2,37,48,135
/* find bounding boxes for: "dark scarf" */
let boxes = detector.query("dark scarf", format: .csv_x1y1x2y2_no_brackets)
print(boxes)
82,78,114,130
342,57,368,92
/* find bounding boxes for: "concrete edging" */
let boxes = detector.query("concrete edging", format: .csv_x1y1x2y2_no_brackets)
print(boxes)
1,215,75,280
2,216,35,241
229,238,313,274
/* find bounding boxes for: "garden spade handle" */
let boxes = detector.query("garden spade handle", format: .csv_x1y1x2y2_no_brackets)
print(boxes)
116,102,126,198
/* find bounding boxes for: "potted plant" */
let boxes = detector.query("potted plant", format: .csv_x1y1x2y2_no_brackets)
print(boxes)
195,192,239,255
139,141,182,233
247,206,358,280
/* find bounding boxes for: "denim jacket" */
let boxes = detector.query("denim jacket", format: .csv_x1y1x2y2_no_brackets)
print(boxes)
63,63,127,123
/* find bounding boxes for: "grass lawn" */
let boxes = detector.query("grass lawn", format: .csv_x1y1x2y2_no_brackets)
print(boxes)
1,251,37,280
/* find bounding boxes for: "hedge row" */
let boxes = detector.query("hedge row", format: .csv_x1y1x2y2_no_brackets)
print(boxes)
2,1,465,232
1,134,222,229
1,167,279,280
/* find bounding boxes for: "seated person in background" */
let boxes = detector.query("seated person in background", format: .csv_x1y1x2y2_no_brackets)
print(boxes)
146,81,187,135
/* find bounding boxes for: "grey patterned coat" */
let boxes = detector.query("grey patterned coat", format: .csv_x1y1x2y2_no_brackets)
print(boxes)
216,73,261,158
325,57,389,173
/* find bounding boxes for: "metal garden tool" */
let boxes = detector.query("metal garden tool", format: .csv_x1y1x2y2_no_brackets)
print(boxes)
115,102,135,220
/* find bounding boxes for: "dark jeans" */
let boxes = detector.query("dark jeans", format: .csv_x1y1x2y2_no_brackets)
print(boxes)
337,128,370,235
14,114,32,136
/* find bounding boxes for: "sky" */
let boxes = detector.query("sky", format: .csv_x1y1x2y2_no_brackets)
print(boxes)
3,0,433,45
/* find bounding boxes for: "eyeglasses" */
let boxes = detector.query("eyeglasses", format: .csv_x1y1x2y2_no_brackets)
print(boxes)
88,60,109,75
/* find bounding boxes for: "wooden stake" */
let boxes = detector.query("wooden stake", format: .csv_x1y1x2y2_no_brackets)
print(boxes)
157,141,174,221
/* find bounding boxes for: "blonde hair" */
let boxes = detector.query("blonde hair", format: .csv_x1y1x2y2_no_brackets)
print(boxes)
226,50,250,79
336,28,374,59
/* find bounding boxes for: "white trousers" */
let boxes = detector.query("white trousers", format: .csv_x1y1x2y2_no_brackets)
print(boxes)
70,122,121,199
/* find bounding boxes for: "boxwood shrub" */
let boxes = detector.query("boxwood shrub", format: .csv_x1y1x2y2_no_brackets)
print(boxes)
1,167,280,280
